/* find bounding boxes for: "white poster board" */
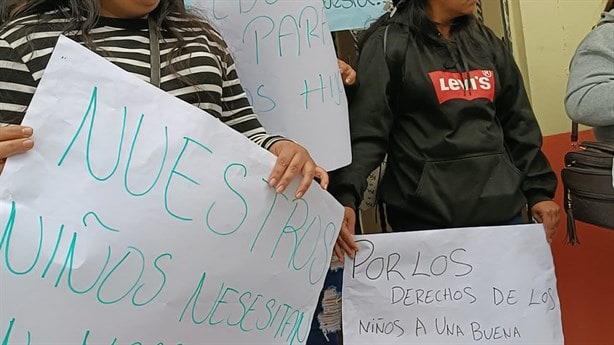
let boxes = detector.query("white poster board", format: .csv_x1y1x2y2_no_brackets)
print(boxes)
191,0,351,171
343,224,564,344
0,36,343,345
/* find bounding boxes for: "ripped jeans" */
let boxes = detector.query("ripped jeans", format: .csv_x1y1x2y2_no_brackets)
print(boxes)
306,259,344,344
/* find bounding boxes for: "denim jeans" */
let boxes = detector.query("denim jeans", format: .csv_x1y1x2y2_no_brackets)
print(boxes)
306,259,343,345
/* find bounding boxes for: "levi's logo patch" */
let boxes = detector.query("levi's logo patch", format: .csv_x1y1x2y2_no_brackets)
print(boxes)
428,70,495,104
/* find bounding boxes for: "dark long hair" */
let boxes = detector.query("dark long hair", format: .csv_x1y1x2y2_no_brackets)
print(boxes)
0,0,226,104
359,0,484,52
0,0,224,70
1,1,99,38
0,1,215,37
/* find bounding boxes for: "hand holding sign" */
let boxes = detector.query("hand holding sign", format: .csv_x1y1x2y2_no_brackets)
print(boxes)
268,140,329,198
334,206,359,263
0,36,343,345
0,125,34,174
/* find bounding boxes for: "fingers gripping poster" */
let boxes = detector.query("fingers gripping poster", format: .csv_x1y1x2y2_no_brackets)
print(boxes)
0,36,343,345
190,0,352,171
343,224,565,344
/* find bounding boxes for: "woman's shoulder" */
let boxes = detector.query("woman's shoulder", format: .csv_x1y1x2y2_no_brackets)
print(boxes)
470,21,503,46
584,12,614,46
165,13,228,49
165,13,221,36
1,10,68,44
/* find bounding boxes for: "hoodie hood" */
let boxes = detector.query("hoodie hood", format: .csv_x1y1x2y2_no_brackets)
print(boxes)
597,8,614,26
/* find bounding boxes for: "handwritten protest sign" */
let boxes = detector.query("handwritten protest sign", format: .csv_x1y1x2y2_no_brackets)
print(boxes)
188,1,387,32
343,224,564,344
191,0,351,171
0,35,343,345
324,0,387,31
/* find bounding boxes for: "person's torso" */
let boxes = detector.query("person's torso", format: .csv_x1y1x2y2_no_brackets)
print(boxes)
0,11,227,124
379,24,526,227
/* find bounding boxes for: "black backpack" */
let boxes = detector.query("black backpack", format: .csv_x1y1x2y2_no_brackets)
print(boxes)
561,123,614,244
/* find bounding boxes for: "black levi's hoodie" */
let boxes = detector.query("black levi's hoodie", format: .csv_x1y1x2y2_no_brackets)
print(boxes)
329,9,557,229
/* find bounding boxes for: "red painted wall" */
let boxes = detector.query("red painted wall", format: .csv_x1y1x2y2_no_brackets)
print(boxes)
543,130,614,345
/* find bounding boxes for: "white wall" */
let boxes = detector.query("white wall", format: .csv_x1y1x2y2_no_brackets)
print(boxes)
510,0,606,135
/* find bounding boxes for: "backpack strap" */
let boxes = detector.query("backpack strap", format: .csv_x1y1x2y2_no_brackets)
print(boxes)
571,121,579,148
383,23,407,90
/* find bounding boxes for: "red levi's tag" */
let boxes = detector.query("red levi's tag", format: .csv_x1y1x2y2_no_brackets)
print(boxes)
428,69,495,104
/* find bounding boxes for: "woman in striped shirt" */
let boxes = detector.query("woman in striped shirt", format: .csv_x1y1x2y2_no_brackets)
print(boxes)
0,0,329,197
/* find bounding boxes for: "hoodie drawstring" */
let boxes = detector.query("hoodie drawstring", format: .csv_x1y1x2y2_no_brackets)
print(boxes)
457,46,472,96
445,42,472,96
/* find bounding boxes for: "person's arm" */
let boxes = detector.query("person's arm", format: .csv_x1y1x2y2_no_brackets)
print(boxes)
215,36,327,197
493,38,560,237
329,27,394,210
0,125,34,174
338,59,356,86
215,41,284,150
0,38,37,174
565,27,614,127
329,28,395,260
0,38,37,124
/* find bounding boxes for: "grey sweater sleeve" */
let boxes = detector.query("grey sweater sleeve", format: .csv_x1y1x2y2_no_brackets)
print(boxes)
565,16,614,128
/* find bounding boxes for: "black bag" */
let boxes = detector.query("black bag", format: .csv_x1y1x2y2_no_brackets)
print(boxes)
562,124,614,244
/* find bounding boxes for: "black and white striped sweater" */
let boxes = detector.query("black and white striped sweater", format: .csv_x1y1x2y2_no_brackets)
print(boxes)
0,10,282,149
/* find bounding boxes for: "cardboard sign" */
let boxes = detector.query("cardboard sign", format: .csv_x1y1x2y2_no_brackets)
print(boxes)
343,224,564,344
191,0,352,171
324,0,387,31
0,36,343,345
